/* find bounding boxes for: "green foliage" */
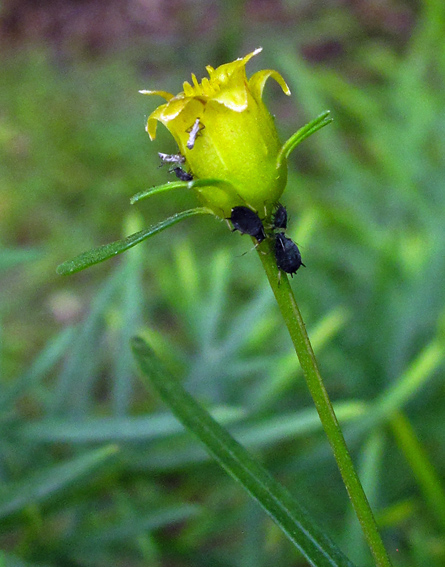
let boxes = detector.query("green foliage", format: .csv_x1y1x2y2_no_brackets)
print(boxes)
1,3,445,565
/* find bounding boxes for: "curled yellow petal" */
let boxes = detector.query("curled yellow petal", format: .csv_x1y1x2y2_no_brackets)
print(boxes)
146,98,191,140
248,70,291,102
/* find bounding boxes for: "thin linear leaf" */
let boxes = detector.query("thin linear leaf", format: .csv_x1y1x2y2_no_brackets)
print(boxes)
132,337,356,567
56,207,213,275
130,180,190,204
130,178,236,204
277,110,332,166
0,445,118,520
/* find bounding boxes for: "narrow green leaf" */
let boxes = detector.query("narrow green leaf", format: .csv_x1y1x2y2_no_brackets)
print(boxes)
56,207,213,275
277,111,332,166
130,180,190,204
130,178,236,205
0,445,118,520
132,337,356,567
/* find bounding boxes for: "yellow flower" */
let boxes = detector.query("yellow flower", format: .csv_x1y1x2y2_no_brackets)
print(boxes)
57,52,330,276
140,48,291,217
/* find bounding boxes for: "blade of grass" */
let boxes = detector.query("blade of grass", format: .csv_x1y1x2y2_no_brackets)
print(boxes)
390,410,445,533
365,338,444,426
343,431,386,566
21,406,246,444
0,551,51,567
0,445,118,520
0,326,75,411
72,504,200,547
132,336,356,567
253,306,350,408
49,266,126,416
111,212,145,415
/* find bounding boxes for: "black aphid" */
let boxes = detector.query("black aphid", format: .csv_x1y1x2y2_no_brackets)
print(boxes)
172,167,193,181
229,206,266,243
186,118,205,150
272,204,287,230
274,232,305,276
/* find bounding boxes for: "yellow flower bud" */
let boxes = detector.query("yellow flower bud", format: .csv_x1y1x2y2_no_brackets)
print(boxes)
140,48,291,217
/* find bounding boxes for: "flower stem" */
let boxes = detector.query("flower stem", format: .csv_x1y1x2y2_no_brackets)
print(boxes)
257,238,393,567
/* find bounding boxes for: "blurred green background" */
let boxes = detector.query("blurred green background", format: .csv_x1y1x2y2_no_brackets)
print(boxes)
1,1,445,566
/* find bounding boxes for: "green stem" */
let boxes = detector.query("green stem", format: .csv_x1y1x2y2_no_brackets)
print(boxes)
257,238,393,567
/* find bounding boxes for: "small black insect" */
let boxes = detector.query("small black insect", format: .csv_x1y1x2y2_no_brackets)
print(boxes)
272,204,287,231
172,167,193,181
274,232,305,276
158,152,185,165
229,206,266,243
186,118,205,150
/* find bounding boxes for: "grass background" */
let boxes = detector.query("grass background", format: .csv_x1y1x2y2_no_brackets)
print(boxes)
1,1,444,565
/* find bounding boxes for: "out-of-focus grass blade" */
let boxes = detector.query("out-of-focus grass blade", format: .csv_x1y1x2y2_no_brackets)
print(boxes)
0,445,117,520
343,431,385,566
73,505,200,546
111,212,144,415
0,551,51,567
132,337,356,567
253,306,350,408
0,326,75,411
119,401,366,472
368,338,444,424
390,410,445,533
49,267,126,416
56,207,212,275
21,406,246,443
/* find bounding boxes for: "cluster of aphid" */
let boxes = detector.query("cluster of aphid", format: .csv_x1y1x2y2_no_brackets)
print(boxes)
157,118,303,278
229,205,305,278
158,117,204,181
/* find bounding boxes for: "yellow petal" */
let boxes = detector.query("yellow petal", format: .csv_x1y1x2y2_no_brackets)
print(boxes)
139,89,174,101
146,98,190,139
248,70,291,102
208,63,250,111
